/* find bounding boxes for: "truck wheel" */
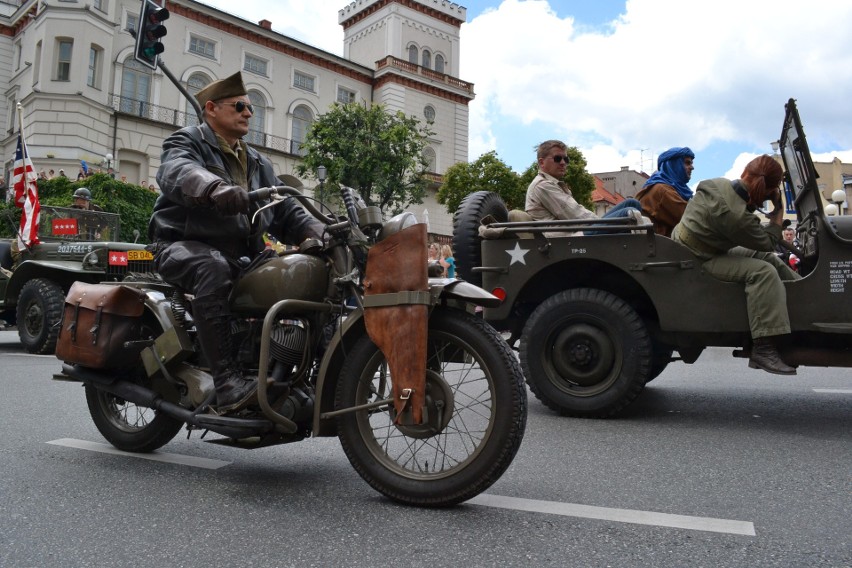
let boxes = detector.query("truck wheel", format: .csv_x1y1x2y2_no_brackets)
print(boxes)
452,191,508,286
17,278,64,354
646,341,674,383
520,288,651,418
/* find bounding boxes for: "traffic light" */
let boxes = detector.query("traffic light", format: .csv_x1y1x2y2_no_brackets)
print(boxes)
134,0,169,70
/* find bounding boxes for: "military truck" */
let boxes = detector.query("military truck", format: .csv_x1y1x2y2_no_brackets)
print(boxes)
0,205,154,353
453,99,851,418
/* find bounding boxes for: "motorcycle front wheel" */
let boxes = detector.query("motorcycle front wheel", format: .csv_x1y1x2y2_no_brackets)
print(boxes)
336,308,527,507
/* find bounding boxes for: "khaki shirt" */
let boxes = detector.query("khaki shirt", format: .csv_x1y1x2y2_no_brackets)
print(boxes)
525,171,597,222
673,177,782,260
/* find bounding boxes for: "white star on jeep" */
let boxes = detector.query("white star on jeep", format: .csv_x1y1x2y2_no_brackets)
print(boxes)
506,243,529,265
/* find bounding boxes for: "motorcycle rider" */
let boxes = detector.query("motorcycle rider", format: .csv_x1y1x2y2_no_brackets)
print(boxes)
148,71,324,412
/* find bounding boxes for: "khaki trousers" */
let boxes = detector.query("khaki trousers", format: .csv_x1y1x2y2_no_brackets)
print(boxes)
701,247,800,338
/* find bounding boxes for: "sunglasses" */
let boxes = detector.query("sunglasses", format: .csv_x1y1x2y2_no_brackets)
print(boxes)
551,155,569,163
218,101,254,114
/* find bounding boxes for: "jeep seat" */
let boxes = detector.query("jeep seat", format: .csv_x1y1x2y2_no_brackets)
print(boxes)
0,240,12,271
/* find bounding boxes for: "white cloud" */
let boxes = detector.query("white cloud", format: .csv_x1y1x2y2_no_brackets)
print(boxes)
463,0,852,173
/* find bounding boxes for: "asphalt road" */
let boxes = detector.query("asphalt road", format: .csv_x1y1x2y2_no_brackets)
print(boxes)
0,329,849,568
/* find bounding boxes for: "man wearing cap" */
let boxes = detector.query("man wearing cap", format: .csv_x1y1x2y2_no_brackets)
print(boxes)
149,71,324,413
636,147,695,237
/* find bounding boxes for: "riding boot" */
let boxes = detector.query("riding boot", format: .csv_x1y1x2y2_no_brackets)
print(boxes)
749,336,797,375
191,296,257,412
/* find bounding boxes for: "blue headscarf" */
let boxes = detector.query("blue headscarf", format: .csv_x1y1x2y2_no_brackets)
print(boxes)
643,147,695,200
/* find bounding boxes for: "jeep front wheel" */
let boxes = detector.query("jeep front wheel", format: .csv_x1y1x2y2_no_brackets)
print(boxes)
17,278,64,354
520,288,651,418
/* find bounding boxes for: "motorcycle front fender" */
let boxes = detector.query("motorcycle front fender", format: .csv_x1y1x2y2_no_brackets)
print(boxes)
432,279,502,308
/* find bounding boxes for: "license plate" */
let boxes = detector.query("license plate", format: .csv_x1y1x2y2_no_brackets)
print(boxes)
127,250,154,261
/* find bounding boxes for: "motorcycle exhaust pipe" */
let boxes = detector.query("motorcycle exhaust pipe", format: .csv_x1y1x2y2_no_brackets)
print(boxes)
62,364,273,439
63,364,196,423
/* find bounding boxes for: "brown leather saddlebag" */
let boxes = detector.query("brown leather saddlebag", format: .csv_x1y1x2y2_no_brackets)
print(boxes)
56,282,147,369
363,223,430,425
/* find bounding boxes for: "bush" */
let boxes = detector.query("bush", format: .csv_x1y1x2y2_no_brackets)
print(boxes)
0,174,156,243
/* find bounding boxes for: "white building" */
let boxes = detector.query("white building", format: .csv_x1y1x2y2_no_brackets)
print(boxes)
0,0,474,238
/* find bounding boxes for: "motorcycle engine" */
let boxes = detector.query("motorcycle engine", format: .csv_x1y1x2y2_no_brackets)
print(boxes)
270,319,308,368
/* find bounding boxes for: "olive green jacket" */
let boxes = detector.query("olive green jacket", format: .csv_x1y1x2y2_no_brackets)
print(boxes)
673,177,782,260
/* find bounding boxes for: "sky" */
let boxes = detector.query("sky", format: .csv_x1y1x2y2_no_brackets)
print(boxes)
199,0,852,186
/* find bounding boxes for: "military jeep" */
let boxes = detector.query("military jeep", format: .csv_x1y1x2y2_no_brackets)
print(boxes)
453,99,851,418
0,205,154,353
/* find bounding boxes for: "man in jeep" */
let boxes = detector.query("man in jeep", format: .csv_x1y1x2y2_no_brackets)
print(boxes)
526,140,642,236
673,155,800,375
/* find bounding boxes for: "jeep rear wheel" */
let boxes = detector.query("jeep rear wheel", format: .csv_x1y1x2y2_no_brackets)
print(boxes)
17,278,64,354
520,288,651,418
452,191,508,286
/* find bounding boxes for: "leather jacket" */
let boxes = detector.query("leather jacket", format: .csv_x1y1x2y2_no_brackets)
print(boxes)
149,122,322,256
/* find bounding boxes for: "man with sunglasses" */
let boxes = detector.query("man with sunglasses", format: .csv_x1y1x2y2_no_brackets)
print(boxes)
526,140,642,235
148,72,324,412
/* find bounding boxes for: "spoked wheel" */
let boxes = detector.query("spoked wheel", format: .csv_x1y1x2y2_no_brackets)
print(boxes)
520,288,651,418
336,308,527,507
83,318,183,453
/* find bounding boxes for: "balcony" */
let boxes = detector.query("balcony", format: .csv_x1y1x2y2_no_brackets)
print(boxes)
109,94,296,154
374,57,474,96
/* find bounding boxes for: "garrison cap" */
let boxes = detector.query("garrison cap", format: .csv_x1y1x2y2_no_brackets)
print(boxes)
195,72,247,107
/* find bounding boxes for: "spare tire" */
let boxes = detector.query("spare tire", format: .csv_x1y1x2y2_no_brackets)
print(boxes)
452,192,508,286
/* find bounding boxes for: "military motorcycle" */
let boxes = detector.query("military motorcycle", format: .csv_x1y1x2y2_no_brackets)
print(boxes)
56,184,527,507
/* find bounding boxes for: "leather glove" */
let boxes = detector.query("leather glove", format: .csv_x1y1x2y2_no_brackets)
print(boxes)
209,184,249,215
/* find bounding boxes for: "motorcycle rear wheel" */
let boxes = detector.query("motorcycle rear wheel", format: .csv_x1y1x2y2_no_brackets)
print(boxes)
85,382,184,453
336,308,527,507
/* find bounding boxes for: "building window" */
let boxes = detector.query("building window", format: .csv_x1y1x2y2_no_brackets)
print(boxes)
126,13,138,33
408,45,418,64
422,49,431,69
293,71,315,93
435,54,445,74
291,105,313,156
87,46,102,88
423,147,436,173
244,54,268,77
92,0,105,12
189,35,216,59
424,105,436,123
337,86,356,104
246,91,267,147
14,41,21,71
185,72,210,126
56,39,73,81
120,57,151,116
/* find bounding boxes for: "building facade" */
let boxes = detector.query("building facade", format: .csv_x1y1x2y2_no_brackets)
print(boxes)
0,0,473,237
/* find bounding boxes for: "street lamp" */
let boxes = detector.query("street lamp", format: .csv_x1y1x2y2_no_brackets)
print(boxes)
825,203,838,216
105,152,114,178
831,189,847,215
770,140,780,155
316,165,327,190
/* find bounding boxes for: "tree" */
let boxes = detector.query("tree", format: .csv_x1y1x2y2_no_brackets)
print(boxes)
295,102,433,216
518,145,596,210
437,151,525,213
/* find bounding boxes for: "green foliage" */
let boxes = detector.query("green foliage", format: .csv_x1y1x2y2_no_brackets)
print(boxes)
518,146,596,209
437,146,597,216
0,173,156,242
295,102,433,216
437,151,526,212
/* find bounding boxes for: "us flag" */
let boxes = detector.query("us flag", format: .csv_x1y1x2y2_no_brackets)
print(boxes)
13,127,40,249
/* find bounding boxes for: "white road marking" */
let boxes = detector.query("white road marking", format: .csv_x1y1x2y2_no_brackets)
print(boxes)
468,493,756,536
812,388,852,394
47,438,231,470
